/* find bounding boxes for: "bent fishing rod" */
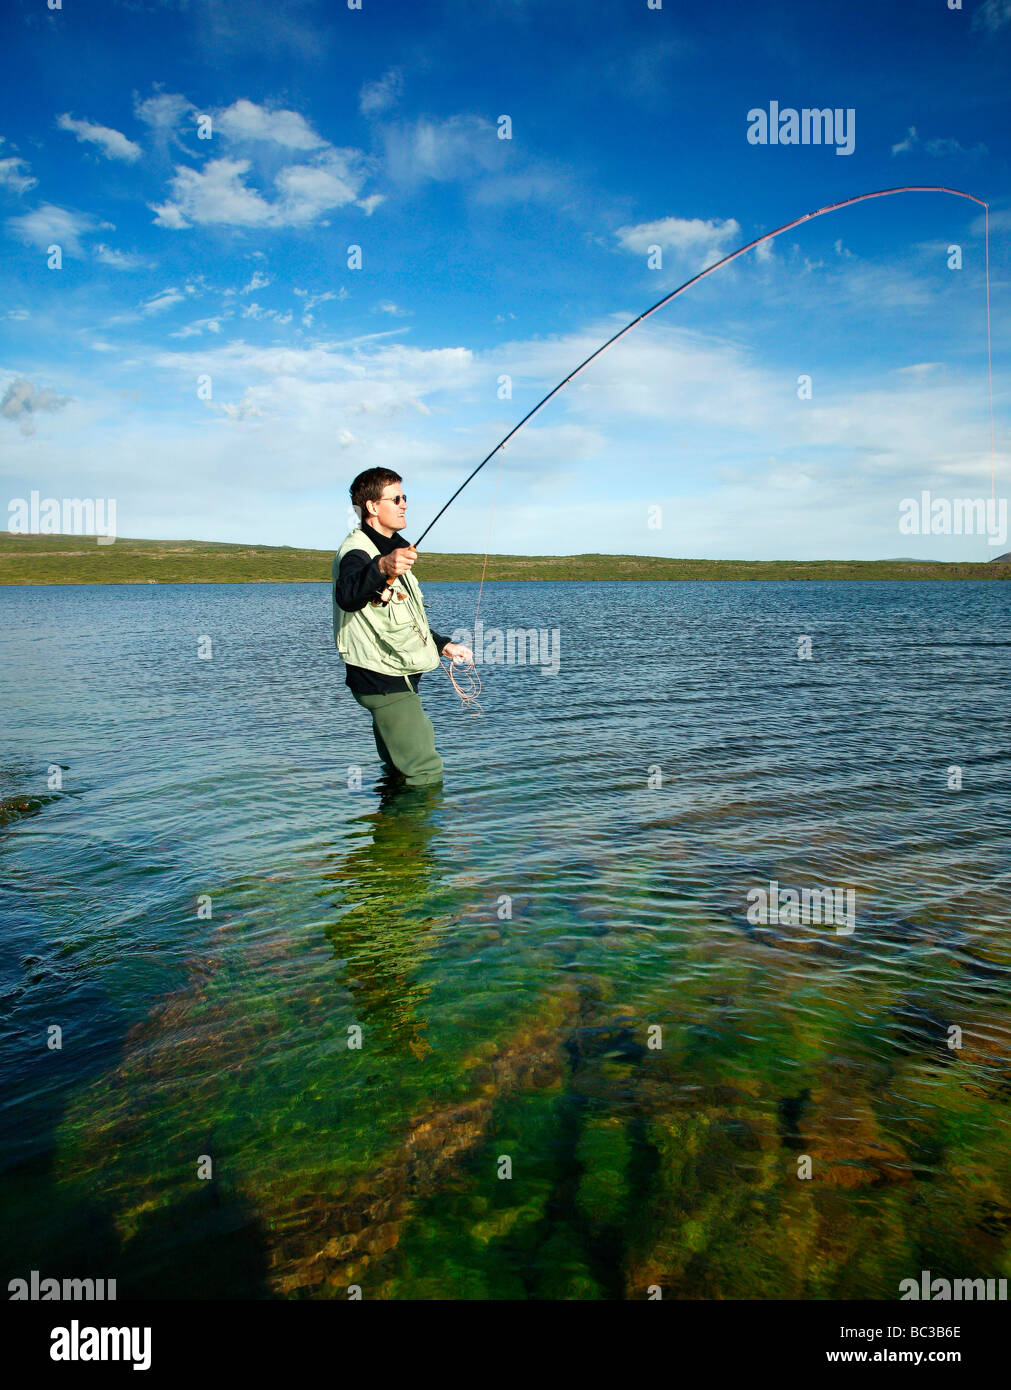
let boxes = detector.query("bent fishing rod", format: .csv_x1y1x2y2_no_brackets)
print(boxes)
409,184,992,550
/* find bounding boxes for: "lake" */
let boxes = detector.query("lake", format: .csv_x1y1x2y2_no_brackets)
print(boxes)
1,578,1009,1299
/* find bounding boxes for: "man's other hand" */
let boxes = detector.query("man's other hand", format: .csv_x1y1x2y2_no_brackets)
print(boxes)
442,642,474,665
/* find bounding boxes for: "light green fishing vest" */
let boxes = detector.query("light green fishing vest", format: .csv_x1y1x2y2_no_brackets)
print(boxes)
331,528,441,677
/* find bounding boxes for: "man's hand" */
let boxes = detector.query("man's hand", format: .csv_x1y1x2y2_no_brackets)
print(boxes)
378,546,417,580
442,642,475,665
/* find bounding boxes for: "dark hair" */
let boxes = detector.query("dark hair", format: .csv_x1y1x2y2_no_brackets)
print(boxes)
349,468,402,524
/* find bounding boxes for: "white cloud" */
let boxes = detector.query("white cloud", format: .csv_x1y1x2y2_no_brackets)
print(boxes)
150,158,275,229
56,113,142,162
1,376,73,434
151,148,367,230
7,203,97,256
273,153,362,222
148,200,190,231
891,125,918,155
359,68,403,117
615,215,743,266
242,270,271,293
0,138,37,193
144,96,379,230
215,98,327,150
376,301,410,316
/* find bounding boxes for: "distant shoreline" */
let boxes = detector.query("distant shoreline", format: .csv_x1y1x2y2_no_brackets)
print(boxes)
1,535,1008,584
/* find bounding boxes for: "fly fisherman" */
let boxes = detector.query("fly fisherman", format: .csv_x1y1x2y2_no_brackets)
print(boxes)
332,468,474,788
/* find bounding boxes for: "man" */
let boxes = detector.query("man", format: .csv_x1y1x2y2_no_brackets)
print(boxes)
332,468,474,788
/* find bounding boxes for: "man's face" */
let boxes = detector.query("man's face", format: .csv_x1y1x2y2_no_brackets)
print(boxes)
371,483,407,530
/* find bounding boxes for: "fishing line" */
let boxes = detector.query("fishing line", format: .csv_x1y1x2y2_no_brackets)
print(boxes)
435,441,506,714
413,185,994,708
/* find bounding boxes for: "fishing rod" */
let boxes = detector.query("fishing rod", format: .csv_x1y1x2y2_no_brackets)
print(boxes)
413,184,992,548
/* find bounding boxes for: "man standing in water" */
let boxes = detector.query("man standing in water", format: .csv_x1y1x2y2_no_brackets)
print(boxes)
333,468,473,788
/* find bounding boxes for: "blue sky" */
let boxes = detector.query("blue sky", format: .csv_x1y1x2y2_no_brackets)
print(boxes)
2,0,1008,560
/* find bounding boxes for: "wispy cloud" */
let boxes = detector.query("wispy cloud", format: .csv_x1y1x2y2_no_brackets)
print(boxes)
7,203,97,256
293,287,343,326
359,68,403,117
377,111,563,208
142,288,187,314
0,138,37,194
56,113,142,162
241,302,293,324
170,316,227,339
192,0,329,62
151,340,475,429
602,38,690,109
972,0,1011,32
382,114,505,185
94,243,148,270
133,90,196,143
890,124,987,158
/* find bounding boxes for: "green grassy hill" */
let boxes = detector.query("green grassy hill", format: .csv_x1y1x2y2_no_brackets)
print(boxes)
1,533,1008,584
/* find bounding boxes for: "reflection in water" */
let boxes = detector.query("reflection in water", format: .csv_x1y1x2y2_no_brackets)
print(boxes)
320,782,445,1058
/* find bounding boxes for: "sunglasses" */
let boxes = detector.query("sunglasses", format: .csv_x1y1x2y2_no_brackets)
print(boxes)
380,494,407,505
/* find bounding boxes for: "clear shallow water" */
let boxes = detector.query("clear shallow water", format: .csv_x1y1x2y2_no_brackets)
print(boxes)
1,579,1009,1299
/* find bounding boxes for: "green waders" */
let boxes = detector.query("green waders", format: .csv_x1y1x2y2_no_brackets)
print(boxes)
352,688,444,788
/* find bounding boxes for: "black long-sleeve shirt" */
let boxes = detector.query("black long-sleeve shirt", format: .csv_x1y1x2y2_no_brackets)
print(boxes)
334,522,452,694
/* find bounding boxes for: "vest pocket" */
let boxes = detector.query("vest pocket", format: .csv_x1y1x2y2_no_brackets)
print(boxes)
388,593,412,624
